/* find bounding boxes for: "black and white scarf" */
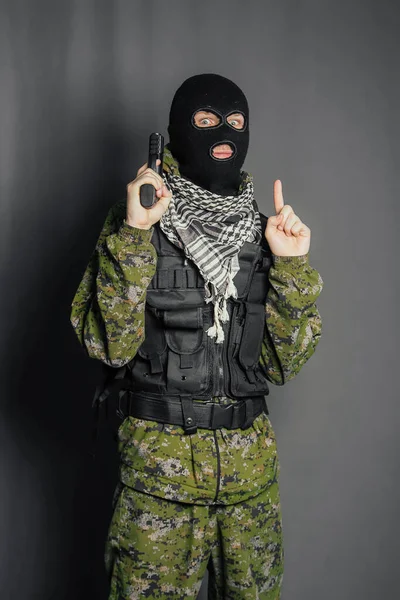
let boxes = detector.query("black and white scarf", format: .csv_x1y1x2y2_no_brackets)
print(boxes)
160,150,262,343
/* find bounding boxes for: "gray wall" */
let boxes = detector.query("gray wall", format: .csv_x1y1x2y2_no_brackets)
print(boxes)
1,1,399,598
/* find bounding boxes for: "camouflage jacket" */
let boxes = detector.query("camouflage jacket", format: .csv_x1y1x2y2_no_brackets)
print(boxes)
70,156,324,505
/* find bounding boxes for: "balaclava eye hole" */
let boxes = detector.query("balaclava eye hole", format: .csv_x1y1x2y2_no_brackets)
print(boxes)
168,73,250,196
192,109,223,130
224,110,247,131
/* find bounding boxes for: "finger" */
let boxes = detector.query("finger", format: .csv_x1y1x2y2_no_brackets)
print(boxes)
147,159,163,177
156,184,172,198
290,220,303,236
267,214,282,228
127,177,159,196
299,224,311,237
292,222,310,237
273,180,284,215
138,170,163,188
149,194,171,220
277,204,294,230
283,213,300,236
137,162,148,176
144,167,165,188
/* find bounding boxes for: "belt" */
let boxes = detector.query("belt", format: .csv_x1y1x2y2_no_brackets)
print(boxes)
117,392,268,434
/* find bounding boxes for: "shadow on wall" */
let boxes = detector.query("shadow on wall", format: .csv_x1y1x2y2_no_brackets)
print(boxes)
2,115,148,600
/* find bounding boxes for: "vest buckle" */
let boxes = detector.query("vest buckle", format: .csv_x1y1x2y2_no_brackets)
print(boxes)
210,402,234,429
180,395,198,434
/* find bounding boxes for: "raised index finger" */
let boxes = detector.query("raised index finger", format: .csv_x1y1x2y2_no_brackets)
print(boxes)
273,179,284,214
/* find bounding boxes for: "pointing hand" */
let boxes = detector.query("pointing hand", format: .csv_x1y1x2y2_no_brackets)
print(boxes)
264,180,311,256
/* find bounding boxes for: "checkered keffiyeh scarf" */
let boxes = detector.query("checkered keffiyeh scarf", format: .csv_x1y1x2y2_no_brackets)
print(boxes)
159,147,262,343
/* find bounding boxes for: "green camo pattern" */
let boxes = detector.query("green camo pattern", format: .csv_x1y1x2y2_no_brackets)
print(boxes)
70,148,323,504
70,147,323,597
105,475,283,599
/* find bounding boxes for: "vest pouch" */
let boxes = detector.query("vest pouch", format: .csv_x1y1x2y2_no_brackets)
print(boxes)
228,302,269,398
129,307,168,393
163,307,203,330
163,307,211,394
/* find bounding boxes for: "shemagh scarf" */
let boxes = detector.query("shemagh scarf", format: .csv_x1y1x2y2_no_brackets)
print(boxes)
160,147,262,343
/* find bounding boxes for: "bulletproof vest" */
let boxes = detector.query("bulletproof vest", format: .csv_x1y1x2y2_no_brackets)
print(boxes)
125,213,273,400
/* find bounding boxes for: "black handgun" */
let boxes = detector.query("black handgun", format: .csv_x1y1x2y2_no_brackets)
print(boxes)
139,132,165,208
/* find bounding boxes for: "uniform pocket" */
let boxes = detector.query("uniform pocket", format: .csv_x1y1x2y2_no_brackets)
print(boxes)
228,302,269,397
163,308,211,394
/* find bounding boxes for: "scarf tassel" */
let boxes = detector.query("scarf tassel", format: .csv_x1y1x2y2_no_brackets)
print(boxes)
207,299,225,343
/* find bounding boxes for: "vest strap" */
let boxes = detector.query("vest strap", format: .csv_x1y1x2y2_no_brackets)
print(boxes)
180,394,198,434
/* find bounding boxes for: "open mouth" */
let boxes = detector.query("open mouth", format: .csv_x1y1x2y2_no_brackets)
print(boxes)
210,142,235,160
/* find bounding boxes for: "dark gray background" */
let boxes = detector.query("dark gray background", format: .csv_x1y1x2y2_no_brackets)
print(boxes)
1,1,399,598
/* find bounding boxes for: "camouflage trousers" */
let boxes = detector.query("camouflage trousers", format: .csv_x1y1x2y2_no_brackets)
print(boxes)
104,478,283,599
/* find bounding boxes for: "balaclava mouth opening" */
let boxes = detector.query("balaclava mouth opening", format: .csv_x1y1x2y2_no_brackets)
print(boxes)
167,73,249,196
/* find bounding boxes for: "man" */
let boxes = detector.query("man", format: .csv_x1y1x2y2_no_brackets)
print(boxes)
71,73,323,599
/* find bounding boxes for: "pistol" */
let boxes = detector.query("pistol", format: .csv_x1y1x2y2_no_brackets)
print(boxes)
139,132,165,208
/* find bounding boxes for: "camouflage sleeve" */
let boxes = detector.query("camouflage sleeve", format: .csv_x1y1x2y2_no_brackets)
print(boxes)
260,253,323,385
70,201,157,367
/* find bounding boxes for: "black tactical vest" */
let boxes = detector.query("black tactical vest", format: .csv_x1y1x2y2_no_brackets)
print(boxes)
125,213,273,401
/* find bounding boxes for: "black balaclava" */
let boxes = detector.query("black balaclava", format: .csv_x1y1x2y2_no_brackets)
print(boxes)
167,73,249,196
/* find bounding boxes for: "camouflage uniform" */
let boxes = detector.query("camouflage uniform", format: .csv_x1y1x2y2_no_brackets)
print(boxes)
70,153,323,599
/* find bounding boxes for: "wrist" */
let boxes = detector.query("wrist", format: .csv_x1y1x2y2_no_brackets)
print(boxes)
125,218,151,231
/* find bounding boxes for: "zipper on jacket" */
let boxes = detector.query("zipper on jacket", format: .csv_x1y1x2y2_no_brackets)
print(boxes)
214,341,224,397
218,302,235,398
